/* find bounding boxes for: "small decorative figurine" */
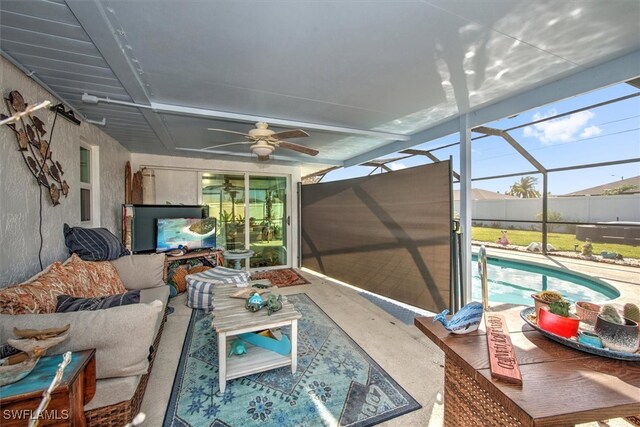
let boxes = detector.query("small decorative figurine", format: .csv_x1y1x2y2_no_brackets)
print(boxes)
245,292,264,312
433,301,484,334
496,229,509,246
263,294,283,315
228,339,247,356
581,238,593,257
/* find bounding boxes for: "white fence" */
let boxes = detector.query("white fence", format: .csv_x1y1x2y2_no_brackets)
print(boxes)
454,194,640,231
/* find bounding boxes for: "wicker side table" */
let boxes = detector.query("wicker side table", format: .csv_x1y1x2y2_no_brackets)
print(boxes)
415,309,640,426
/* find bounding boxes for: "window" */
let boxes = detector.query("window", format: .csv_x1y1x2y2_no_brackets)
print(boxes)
79,141,100,226
80,146,91,222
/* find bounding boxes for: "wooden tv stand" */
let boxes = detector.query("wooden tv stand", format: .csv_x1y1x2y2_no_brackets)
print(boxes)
162,249,223,281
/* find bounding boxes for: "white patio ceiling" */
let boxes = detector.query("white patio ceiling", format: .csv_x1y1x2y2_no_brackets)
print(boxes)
1,0,639,167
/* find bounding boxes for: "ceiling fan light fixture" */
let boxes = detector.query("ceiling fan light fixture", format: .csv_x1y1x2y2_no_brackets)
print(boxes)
251,144,274,157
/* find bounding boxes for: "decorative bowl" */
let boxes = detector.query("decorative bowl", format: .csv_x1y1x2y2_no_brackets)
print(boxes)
537,306,580,338
594,315,639,353
575,301,601,325
521,307,640,361
0,355,40,387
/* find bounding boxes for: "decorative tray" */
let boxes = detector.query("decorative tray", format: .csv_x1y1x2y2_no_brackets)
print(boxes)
520,307,640,362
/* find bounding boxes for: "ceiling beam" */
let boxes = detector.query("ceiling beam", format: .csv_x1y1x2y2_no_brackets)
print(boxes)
473,126,546,173
345,117,460,167
148,102,410,141
174,147,343,166
81,94,411,140
399,149,461,180
66,0,177,150
344,49,640,168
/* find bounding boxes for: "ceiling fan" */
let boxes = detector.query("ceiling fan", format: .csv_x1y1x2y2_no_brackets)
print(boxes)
204,122,319,161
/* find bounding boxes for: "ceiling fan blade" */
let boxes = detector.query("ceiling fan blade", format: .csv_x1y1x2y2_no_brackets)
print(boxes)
202,141,252,150
270,129,309,140
207,128,251,137
278,141,319,156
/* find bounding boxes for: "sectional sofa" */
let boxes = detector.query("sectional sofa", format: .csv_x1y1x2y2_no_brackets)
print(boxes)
0,253,169,426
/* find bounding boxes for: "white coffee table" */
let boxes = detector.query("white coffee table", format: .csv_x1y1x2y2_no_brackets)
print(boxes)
210,284,301,393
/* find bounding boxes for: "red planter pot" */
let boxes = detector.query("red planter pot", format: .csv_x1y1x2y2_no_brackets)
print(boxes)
537,307,580,338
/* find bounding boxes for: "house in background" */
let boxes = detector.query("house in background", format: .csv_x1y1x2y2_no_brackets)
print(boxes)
564,175,640,196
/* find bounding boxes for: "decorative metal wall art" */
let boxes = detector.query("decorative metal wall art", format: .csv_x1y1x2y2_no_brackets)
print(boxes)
1,90,69,206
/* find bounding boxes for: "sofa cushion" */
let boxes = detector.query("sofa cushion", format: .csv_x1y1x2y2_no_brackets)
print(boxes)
139,286,170,338
0,300,163,379
0,262,76,314
139,286,169,307
111,254,165,290
64,254,127,297
55,290,140,312
63,224,130,261
84,375,141,411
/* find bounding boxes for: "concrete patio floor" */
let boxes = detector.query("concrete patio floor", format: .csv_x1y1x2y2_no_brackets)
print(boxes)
141,259,638,426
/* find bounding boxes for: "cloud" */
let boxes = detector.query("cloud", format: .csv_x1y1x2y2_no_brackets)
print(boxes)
523,109,601,144
388,161,407,171
580,125,602,138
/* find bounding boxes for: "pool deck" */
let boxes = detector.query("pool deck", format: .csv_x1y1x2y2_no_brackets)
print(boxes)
480,246,639,305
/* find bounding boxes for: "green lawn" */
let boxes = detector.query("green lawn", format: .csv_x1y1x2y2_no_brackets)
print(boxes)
472,226,640,259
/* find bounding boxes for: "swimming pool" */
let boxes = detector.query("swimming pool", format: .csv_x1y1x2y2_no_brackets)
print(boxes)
471,255,620,306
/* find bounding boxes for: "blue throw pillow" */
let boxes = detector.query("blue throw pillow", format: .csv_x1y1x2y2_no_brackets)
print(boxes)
55,290,140,313
63,224,130,261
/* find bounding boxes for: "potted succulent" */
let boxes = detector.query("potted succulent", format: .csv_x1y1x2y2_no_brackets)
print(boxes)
537,300,580,338
624,303,640,332
594,304,639,353
575,301,601,325
531,290,564,317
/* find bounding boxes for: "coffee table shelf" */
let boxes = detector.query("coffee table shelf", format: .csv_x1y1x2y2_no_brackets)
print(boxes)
225,343,292,381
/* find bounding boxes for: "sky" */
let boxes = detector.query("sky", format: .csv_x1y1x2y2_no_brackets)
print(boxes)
323,82,640,196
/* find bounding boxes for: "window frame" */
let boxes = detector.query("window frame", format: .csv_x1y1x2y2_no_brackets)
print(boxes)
79,140,100,227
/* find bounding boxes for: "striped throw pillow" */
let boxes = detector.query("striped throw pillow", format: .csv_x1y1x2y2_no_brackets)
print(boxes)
64,224,130,261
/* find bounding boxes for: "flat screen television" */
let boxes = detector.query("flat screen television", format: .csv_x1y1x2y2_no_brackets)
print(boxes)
156,217,216,252
126,204,209,253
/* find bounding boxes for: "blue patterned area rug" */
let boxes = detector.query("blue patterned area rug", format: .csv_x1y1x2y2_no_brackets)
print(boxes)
163,293,421,426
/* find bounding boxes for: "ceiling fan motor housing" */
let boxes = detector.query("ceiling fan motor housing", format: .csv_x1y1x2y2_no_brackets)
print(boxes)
249,122,274,139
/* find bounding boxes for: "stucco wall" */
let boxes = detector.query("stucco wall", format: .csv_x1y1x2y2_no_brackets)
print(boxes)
130,153,302,266
0,58,130,285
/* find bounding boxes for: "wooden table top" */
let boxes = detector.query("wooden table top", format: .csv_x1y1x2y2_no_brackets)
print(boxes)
415,308,640,427
211,284,301,333
0,349,96,402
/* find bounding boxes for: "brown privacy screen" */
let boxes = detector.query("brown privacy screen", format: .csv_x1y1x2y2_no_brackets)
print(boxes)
301,161,452,313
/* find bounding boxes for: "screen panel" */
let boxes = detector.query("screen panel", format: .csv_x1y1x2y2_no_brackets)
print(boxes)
301,161,451,312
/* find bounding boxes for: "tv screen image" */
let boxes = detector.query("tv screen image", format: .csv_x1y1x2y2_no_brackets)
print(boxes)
156,217,216,251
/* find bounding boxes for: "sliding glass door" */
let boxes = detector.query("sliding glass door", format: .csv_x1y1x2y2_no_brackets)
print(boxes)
248,176,287,268
201,173,289,269
201,174,245,251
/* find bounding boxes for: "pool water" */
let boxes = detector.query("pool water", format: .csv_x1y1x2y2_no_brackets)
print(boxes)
471,255,619,306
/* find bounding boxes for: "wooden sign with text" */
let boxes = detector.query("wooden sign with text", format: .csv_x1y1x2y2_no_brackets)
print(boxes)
485,313,523,385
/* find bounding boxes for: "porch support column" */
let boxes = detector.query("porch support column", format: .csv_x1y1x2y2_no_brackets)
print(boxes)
459,114,473,307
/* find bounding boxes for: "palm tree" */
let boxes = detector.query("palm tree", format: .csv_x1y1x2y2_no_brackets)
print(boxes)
507,176,541,198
